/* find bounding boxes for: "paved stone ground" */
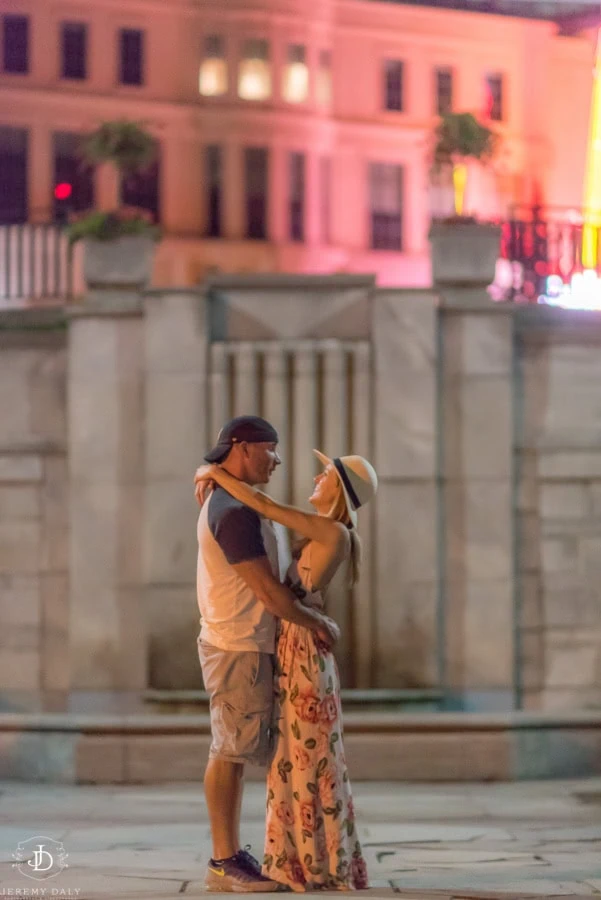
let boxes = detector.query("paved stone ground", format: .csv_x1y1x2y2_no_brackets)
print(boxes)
0,779,600,899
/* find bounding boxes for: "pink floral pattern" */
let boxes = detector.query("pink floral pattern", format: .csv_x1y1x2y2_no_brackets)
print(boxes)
262,568,368,892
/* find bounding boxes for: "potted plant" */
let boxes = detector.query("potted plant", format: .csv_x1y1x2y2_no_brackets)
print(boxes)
428,112,501,287
67,120,160,293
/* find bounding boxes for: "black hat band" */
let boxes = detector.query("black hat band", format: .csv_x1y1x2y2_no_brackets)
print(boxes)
333,457,362,510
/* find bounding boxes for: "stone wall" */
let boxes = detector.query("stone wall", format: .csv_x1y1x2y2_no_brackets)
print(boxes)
441,305,515,709
0,311,69,709
1,287,601,712
517,309,601,711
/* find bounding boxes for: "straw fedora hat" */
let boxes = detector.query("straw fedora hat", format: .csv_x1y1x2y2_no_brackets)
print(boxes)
313,450,378,528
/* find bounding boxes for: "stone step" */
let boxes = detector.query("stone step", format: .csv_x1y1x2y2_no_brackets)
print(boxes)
0,709,600,784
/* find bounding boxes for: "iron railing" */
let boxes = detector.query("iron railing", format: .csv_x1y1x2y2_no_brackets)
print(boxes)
498,208,601,303
0,224,72,305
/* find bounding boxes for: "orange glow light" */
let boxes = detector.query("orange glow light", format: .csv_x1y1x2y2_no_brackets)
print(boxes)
582,29,601,268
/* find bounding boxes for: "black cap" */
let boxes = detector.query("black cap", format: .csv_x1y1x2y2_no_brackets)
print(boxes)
204,415,279,464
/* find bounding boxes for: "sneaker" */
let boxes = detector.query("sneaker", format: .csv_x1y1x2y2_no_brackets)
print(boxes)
238,845,262,875
205,850,285,892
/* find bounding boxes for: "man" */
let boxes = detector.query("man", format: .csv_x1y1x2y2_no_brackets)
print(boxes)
195,415,339,893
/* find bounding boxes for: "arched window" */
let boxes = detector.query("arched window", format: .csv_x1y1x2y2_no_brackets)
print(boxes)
283,44,308,104
238,39,271,101
199,35,228,97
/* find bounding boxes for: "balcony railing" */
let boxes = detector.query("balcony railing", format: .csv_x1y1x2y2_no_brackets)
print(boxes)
497,208,601,304
0,224,73,305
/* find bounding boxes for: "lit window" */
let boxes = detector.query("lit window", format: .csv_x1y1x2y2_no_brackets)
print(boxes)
316,49,332,107
283,44,308,104
199,35,227,97
238,39,271,101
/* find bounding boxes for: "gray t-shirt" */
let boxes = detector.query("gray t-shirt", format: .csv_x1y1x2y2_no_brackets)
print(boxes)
196,486,279,652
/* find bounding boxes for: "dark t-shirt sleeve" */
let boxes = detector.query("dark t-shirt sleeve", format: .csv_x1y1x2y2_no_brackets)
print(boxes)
210,503,267,565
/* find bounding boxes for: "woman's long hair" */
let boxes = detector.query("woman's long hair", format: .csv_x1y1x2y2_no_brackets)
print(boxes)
294,482,362,586
327,488,362,587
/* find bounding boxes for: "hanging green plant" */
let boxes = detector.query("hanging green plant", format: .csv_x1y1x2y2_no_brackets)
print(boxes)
79,120,157,174
66,207,161,245
432,112,498,218
432,112,497,171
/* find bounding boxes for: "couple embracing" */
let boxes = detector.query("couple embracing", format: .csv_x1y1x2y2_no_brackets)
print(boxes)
194,415,378,892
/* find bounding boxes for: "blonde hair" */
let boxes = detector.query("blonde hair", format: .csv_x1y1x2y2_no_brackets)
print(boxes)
293,478,362,585
326,487,362,587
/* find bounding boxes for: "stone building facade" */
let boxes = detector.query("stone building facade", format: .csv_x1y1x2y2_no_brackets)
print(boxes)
0,0,595,289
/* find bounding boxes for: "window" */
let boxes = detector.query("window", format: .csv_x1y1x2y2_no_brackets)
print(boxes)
316,49,332,107
119,28,144,86
121,151,160,222
0,127,28,224
283,44,308,104
52,132,95,223
384,60,404,112
289,152,305,242
238,39,270,101
435,67,453,116
244,147,268,239
320,156,331,245
485,73,504,122
2,14,29,74
61,22,87,80
369,162,403,251
199,34,227,97
205,145,222,237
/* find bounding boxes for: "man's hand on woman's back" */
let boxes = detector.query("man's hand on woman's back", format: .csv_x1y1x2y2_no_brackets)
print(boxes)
232,556,340,649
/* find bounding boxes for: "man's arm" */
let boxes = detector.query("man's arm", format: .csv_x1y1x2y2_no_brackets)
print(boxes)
232,556,339,650
196,465,348,550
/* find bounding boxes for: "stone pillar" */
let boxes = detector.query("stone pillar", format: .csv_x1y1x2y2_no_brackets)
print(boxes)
306,151,321,247
67,302,146,695
96,163,120,212
28,123,52,224
372,289,440,688
438,283,515,709
161,136,203,235
143,290,209,688
269,144,286,244
224,144,244,240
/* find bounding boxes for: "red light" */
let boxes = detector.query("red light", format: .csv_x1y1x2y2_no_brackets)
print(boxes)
54,183,72,201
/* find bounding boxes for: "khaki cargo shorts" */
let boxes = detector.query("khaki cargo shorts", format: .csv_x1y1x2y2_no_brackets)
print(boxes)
198,639,275,766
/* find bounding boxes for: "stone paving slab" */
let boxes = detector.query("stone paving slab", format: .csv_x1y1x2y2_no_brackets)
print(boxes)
0,780,600,898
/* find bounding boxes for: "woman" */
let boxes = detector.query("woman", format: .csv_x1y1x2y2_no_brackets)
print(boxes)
195,450,377,892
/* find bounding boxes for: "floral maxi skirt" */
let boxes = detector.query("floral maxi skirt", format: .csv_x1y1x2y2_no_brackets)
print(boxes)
262,620,369,891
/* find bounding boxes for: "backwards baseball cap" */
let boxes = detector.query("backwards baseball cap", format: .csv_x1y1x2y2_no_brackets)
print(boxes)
204,415,279,464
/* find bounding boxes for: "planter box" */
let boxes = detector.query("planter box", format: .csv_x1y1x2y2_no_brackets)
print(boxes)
83,236,156,291
429,221,501,287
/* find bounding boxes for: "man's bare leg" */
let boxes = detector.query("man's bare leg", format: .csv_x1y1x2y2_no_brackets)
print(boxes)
235,769,245,850
204,758,244,860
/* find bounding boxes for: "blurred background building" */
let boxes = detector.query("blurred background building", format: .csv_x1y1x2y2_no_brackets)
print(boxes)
1,3,601,781
0,0,597,290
